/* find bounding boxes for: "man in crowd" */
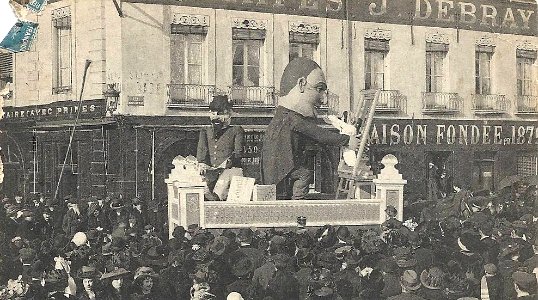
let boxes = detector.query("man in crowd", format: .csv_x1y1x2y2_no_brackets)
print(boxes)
261,57,356,199
197,95,244,201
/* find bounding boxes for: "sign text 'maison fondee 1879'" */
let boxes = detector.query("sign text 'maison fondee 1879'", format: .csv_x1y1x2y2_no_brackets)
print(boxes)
126,0,537,36
368,122,538,147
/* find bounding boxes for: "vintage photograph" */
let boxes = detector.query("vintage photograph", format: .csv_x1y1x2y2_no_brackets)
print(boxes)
0,0,536,299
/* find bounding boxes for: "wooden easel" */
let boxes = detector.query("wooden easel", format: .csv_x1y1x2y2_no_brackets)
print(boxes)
335,90,380,199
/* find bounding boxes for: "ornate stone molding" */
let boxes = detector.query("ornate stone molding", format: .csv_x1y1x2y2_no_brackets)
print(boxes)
364,28,391,40
476,36,495,47
232,18,267,30
517,40,537,51
172,14,209,27
288,21,320,34
52,7,71,19
426,32,449,44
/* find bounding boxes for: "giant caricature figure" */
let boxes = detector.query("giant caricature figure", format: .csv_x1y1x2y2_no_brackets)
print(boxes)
262,58,356,199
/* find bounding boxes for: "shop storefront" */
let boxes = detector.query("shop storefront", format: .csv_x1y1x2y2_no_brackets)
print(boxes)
368,119,538,201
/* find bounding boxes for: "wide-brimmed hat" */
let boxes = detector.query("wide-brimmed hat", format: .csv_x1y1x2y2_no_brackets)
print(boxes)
172,226,186,239
400,270,421,291
231,257,254,277
100,268,130,280
77,266,102,280
110,198,125,210
420,267,446,290
393,247,417,268
133,266,158,281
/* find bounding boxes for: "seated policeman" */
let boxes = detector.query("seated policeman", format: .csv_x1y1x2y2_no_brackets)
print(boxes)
197,95,244,200
261,57,356,199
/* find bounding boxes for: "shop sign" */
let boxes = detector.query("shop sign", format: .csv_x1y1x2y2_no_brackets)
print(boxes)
369,120,538,147
2,99,107,121
125,0,537,36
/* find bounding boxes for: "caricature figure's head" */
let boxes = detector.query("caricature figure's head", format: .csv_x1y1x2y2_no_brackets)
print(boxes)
279,57,327,117
209,95,233,129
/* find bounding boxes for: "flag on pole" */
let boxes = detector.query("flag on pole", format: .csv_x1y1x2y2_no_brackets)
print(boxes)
0,20,38,53
26,0,47,13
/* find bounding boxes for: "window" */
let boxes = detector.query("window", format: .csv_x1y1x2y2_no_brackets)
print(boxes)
232,40,262,86
170,33,205,85
57,144,77,167
475,49,492,95
365,51,385,90
0,52,13,91
289,43,316,62
289,31,319,63
426,43,447,93
517,55,536,96
517,155,538,176
52,9,72,94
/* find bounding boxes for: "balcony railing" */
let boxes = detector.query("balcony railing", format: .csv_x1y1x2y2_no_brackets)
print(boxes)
375,90,406,113
422,92,462,114
228,86,277,107
167,84,215,107
472,94,509,114
517,95,538,114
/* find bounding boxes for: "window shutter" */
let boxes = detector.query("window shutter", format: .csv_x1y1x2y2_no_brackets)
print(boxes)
426,42,449,52
517,49,537,59
364,39,389,52
475,45,495,53
171,24,208,35
0,53,13,78
232,28,265,40
289,32,319,44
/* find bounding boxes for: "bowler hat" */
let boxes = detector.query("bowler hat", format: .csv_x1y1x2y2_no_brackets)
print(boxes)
512,271,537,292
209,95,232,112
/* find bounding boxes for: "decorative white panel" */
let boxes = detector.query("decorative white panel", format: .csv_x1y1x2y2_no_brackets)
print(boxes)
426,32,449,44
232,18,267,30
172,14,210,27
364,28,392,40
289,21,320,34
476,36,495,47
52,7,71,19
517,40,537,51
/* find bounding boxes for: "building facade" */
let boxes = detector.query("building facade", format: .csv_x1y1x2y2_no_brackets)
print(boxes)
1,0,537,204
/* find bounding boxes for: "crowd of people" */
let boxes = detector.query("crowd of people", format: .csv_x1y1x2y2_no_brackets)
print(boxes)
0,180,536,299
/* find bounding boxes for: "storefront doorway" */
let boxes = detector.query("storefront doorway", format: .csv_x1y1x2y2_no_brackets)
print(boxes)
426,151,454,200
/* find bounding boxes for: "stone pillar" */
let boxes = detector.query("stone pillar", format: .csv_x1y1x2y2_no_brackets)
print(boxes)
165,155,205,239
373,154,407,222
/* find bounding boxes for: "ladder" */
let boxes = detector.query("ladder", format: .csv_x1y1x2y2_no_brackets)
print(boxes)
335,90,379,199
90,126,107,198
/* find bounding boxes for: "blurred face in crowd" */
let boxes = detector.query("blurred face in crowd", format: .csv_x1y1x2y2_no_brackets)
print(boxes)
82,278,94,291
42,212,50,221
141,277,153,291
111,278,123,289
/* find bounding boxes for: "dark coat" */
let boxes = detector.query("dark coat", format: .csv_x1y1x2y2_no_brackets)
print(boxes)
197,126,244,168
266,269,300,300
262,106,349,185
